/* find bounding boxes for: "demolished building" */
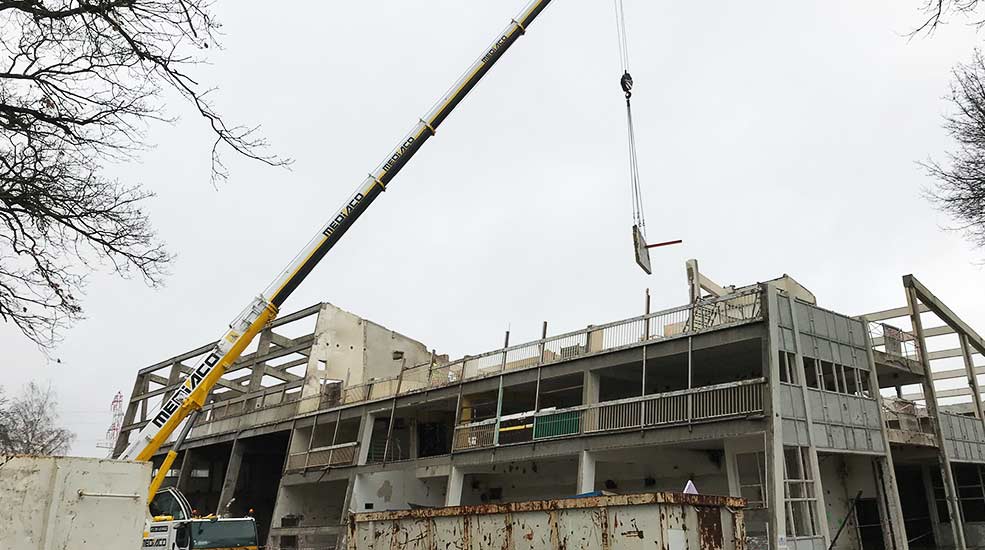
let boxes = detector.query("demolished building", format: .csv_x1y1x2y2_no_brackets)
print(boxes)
113,260,985,550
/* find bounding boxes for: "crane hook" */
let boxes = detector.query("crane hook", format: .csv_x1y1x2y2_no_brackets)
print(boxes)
620,71,633,100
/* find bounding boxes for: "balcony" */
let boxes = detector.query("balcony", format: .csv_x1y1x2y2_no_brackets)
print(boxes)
188,290,763,444
347,289,763,406
451,378,766,452
285,441,359,472
882,397,936,447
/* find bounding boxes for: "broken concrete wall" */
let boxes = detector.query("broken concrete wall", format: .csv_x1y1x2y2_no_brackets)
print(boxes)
298,304,434,414
817,453,878,550
351,469,446,512
461,458,579,505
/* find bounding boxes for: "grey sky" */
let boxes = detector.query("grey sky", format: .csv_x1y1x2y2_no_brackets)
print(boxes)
2,0,983,457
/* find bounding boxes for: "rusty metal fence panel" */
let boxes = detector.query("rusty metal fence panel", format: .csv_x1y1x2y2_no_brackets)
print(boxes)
348,492,747,550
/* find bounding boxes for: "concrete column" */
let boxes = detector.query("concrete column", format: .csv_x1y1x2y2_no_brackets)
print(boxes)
247,328,273,393
763,284,788,550
862,323,909,550
723,439,741,498
582,370,600,405
409,418,419,459
341,473,357,516
576,450,596,495
907,286,966,550
872,457,908,550
445,466,464,507
959,334,985,424
357,412,374,465
175,448,196,493
785,295,830,547
216,439,245,516
336,474,358,550
922,464,945,547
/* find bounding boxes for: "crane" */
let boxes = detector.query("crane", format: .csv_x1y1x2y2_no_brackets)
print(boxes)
122,0,556,508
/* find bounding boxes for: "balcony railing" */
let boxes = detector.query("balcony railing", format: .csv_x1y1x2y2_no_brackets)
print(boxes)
451,378,766,451
868,322,920,362
285,441,359,472
192,290,763,430
349,290,763,408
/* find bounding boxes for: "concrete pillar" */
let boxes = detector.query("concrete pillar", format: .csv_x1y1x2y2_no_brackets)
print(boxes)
922,464,945,547
576,450,596,495
409,418,419,459
872,456,908,550
582,370,600,405
960,334,985,424
763,284,788,550
247,328,273,393
862,324,909,550
445,466,464,507
176,448,195,493
723,439,741,498
907,286,966,550
216,439,245,516
341,473,357,516
357,412,374,465
785,294,830,547
335,474,358,550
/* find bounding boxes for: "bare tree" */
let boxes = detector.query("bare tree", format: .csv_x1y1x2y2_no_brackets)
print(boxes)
0,0,289,347
924,50,985,249
913,1,984,36
0,382,75,456
911,2,985,248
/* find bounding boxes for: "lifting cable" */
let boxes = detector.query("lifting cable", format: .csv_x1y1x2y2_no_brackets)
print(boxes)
615,0,681,276
614,0,646,238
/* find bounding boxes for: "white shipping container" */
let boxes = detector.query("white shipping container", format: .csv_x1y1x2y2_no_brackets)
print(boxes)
0,455,151,550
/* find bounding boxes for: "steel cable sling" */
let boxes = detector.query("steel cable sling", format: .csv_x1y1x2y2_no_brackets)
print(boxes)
616,0,680,275
614,0,646,237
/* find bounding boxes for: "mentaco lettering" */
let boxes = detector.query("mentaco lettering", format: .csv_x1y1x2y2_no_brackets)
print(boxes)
322,192,365,238
151,349,221,428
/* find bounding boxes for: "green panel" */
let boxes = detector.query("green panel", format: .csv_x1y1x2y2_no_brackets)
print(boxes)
533,411,580,439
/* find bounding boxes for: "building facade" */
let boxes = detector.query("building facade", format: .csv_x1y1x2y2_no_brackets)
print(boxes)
114,261,985,550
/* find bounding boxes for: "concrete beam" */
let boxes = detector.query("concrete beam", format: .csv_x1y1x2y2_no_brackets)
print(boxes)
136,304,322,376
862,304,930,322
905,274,985,362
871,325,954,346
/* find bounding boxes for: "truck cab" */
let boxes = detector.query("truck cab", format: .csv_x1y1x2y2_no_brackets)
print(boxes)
143,487,258,550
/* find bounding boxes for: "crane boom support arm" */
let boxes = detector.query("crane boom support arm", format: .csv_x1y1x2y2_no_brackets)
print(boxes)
120,0,554,463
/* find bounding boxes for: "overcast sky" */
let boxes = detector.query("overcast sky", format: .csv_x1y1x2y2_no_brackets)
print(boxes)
3,0,985,457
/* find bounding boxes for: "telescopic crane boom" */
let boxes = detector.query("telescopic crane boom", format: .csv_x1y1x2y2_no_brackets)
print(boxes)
121,0,555,477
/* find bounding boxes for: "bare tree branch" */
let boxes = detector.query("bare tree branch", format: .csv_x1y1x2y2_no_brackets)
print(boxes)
912,0,985,37
924,50,985,249
0,0,290,348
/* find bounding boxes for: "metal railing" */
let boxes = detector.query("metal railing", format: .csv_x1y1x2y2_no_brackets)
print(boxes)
192,290,763,429
346,290,763,409
285,441,359,472
868,322,920,361
450,378,766,451
452,420,497,451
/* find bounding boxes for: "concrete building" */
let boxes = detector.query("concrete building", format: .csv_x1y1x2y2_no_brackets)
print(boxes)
114,261,985,550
